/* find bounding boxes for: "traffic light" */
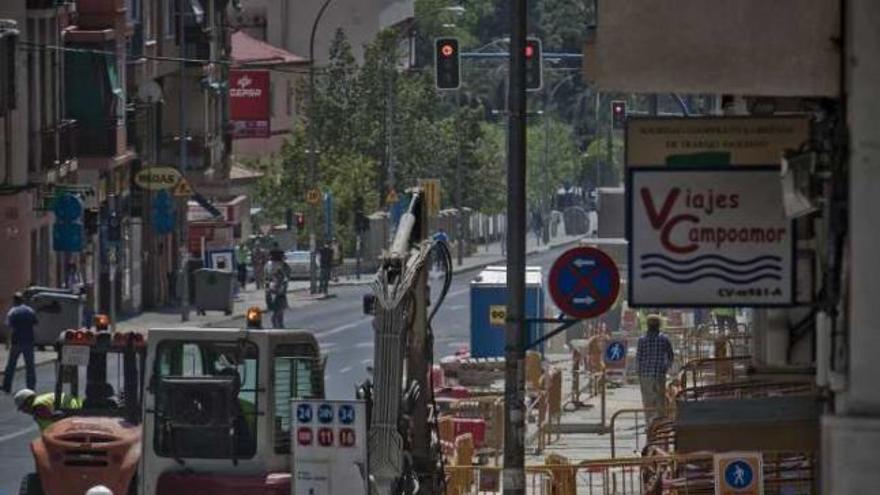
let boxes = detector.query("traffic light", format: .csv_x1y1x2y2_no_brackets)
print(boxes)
434,37,460,90
525,38,543,91
107,211,121,243
611,100,627,129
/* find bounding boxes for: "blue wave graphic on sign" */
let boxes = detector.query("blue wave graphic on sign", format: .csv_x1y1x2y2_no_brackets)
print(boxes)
641,253,782,266
641,262,781,276
642,272,782,284
640,253,783,285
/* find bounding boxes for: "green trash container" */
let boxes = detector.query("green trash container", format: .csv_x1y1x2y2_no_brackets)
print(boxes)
193,268,234,315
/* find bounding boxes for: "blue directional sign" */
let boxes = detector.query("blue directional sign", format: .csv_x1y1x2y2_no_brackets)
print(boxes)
53,222,84,252
548,247,620,319
318,403,334,424
724,459,755,489
151,190,176,234
604,340,626,363
338,404,355,425
53,193,83,222
296,403,313,423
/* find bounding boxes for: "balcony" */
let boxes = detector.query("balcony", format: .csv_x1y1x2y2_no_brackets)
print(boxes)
26,0,64,9
78,119,126,157
39,119,78,170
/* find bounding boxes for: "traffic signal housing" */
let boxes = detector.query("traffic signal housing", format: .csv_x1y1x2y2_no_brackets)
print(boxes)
525,38,543,91
611,100,627,129
434,37,460,90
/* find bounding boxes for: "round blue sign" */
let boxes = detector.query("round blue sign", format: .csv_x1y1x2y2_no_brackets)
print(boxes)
548,247,620,319
318,404,334,424
724,460,754,488
53,193,83,222
604,341,626,363
296,403,313,423
338,404,356,425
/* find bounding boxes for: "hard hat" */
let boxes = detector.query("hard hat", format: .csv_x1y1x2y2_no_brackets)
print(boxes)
85,486,114,495
13,388,36,409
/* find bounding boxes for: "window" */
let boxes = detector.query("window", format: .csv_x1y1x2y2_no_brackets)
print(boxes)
273,343,322,454
0,33,16,115
153,340,259,459
163,0,174,39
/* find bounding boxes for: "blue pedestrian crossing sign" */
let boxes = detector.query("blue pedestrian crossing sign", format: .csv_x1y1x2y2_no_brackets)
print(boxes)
296,403,313,423
714,452,762,495
604,340,626,364
338,404,356,424
318,403,334,424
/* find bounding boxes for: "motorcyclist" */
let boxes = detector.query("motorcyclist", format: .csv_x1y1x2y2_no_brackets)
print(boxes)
263,248,292,328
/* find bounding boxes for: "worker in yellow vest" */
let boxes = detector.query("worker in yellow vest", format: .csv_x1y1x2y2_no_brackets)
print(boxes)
13,388,82,431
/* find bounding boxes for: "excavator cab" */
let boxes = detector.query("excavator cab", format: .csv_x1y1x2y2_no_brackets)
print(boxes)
139,327,325,495
23,326,147,495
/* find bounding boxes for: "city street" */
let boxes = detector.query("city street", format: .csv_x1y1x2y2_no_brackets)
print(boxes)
0,244,568,494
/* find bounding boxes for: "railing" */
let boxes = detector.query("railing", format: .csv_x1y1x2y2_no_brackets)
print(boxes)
444,451,817,494
677,380,816,403
677,356,752,391
78,120,123,157
609,408,653,458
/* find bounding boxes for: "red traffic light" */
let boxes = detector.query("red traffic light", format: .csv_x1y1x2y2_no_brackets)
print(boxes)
525,44,535,58
440,43,455,58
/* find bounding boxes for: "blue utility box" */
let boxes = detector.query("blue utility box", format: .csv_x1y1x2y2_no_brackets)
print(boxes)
470,266,545,358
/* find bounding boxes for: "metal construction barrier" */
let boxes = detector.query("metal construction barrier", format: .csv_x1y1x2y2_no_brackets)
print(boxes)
609,408,653,458
677,356,752,390
444,451,817,494
677,380,816,402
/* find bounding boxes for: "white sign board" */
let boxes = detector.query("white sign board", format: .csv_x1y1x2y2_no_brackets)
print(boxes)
292,400,367,495
628,168,793,306
61,345,91,366
714,452,763,495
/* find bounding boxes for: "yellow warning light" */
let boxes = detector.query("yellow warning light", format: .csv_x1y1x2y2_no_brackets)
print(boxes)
246,307,262,329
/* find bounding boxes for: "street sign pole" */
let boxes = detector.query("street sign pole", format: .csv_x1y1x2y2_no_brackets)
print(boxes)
503,0,527,492
178,0,190,322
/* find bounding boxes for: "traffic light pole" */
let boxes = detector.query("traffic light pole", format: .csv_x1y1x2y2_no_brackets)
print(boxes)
503,0,528,493
178,0,190,322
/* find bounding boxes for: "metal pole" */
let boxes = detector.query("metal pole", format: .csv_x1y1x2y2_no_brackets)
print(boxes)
455,90,464,266
504,0,527,491
109,248,117,333
178,0,190,321
308,0,334,294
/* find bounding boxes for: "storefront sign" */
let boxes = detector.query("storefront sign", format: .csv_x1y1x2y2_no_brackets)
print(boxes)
230,70,271,139
134,167,182,191
627,167,794,306
626,116,810,167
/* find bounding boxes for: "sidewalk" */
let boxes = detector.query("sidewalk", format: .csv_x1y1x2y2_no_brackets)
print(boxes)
0,233,585,379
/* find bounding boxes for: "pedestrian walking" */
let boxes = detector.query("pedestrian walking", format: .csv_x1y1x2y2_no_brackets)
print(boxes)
65,261,82,291
330,237,342,282
2,292,39,393
252,247,267,290
636,314,674,423
237,259,248,290
318,243,333,295
13,388,82,431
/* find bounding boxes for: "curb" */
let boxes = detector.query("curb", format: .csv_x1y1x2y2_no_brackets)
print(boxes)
0,353,58,382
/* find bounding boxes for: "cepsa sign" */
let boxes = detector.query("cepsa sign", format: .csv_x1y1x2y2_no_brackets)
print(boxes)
229,70,270,138
627,167,793,307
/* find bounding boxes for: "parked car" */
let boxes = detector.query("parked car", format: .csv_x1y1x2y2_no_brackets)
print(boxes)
284,250,312,280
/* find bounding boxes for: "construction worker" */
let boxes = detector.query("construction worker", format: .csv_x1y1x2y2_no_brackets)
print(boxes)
13,388,82,431
635,315,674,423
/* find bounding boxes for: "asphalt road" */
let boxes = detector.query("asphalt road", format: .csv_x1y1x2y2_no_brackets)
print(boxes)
0,244,568,493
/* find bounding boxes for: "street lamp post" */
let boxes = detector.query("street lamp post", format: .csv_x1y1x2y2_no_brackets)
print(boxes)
307,0,334,294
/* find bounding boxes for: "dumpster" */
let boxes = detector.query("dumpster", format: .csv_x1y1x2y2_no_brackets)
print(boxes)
22,288,84,347
193,268,234,315
470,266,545,358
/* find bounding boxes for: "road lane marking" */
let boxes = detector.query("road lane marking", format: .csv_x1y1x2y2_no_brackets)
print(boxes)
314,317,372,340
361,358,373,365
355,341,374,348
0,424,37,444
340,366,353,374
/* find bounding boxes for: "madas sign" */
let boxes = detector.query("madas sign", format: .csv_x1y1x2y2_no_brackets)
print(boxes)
627,167,794,306
134,167,182,191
